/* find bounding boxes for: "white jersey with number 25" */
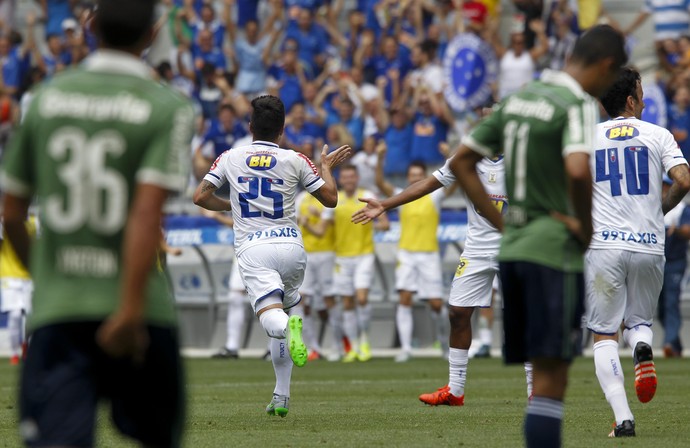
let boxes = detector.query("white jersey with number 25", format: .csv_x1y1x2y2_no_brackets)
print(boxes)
203,140,325,256
590,117,687,255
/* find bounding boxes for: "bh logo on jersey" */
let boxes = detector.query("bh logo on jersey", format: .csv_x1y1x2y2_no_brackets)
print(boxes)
246,154,277,170
606,125,639,141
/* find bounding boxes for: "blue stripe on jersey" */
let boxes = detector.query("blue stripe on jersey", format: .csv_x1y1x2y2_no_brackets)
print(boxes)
653,4,690,13
656,23,690,32
674,156,685,159
208,172,221,180
305,177,322,188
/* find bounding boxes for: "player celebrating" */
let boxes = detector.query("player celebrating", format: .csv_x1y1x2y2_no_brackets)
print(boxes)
193,95,351,416
309,165,389,362
354,153,534,404
0,1,195,446
372,142,449,362
448,25,627,448
586,67,690,437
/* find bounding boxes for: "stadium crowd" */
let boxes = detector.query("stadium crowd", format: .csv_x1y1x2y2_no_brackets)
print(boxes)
1,0,689,361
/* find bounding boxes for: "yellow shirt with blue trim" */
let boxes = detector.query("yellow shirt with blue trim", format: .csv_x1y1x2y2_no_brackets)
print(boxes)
398,188,443,252
322,189,375,257
297,191,334,252
0,216,38,279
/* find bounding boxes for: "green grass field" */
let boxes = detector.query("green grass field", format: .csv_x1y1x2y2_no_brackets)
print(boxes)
1,356,688,447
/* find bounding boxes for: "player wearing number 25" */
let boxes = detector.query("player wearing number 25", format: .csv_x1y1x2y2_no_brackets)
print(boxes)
0,1,195,446
193,95,352,417
585,67,690,438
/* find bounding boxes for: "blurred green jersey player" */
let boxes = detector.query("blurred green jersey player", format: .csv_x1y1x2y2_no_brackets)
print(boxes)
449,25,628,448
0,1,194,446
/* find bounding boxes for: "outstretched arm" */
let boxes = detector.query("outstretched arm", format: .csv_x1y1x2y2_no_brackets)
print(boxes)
193,180,232,211
352,175,444,224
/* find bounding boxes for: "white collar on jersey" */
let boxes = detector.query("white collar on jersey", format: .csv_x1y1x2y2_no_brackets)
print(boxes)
540,69,588,100
253,140,279,148
613,116,637,120
82,50,152,80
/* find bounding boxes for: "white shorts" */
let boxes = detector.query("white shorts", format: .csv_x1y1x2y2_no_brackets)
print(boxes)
301,251,335,310
585,249,663,335
448,257,498,308
228,258,245,292
0,278,33,312
395,250,444,299
332,254,376,297
237,243,307,314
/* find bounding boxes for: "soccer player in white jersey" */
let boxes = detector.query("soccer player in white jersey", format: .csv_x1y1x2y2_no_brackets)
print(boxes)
194,95,352,417
354,155,534,405
587,67,690,437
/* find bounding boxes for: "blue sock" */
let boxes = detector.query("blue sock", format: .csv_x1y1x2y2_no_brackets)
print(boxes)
524,397,563,448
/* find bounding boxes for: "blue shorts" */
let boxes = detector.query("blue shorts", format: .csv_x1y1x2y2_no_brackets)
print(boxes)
19,322,184,447
499,262,585,364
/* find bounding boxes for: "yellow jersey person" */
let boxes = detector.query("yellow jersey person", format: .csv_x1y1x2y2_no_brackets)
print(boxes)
374,142,450,362
297,185,338,361
309,165,389,362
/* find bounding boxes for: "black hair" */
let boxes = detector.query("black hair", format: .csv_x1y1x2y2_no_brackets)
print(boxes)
250,95,285,141
156,61,172,78
599,66,641,118
570,24,627,70
408,161,427,174
95,0,155,49
418,39,438,60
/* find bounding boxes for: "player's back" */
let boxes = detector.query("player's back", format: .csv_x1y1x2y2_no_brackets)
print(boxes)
472,70,599,271
219,141,322,255
590,117,685,254
10,54,193,329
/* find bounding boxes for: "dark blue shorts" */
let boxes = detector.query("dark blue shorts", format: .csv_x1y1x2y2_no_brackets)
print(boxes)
499,262,585,364
19,322,184,448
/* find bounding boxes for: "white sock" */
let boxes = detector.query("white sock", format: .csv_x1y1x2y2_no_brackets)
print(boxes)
259,308,289,339
594,340,634,424
479,328,492,347
448,348,469,397
8,310,23,356
270,337,293,397
226,291,246,351
356,303,372,334
431,306,449,347
524,362,533,398
342,309,359,352
623,325,654,356
396,305,413,352
328,305,343,354
302,313,320,353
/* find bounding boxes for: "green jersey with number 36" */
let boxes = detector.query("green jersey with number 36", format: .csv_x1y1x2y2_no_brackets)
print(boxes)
0,51,195,330
462,69,599,272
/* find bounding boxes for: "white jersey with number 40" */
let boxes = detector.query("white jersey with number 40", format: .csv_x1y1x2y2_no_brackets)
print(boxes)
203,140,325,256
590,117,687,255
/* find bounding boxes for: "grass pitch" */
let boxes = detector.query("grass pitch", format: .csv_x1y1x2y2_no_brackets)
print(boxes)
1,356,688,447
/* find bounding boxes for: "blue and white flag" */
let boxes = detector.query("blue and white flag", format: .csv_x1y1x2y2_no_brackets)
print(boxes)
641,82,667,128
443,33,498,113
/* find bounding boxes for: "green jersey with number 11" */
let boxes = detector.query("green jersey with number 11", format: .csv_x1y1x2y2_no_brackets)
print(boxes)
0,51,195,330
462,69,599,273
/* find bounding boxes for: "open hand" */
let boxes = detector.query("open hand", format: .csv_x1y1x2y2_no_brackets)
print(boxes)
321,144,353,170
352,197,385,224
